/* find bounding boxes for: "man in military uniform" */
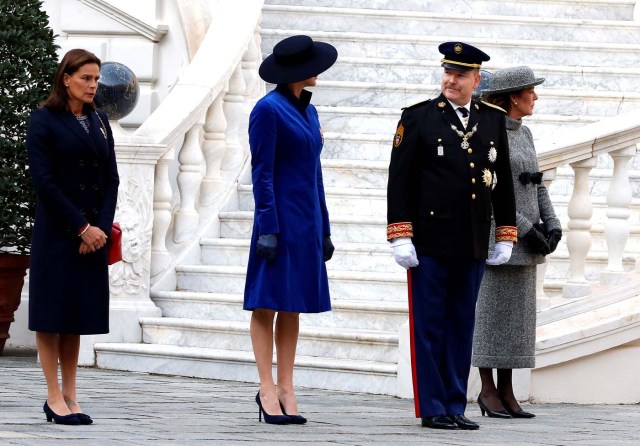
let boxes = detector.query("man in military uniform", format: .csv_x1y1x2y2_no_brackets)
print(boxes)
387,42,517,430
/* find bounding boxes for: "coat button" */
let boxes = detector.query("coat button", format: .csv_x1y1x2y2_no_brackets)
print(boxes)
471,194,476,199
430,211,434,216
472,178,476,184
467,148,472,154
470,162,475,168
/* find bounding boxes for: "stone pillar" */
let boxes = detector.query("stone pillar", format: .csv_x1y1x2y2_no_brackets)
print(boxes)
79,136,166,365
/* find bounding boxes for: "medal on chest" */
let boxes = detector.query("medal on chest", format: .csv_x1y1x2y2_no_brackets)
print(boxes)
450,123,478,150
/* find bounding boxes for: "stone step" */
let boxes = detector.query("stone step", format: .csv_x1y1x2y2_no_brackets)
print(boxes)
175,265,407,301
139,317,399,363
237,184,388,215
201,238,400,273
264,0,635,21
322,132,393,162
261,30,640,66
95,343,397,394
303,81,640,116
262,5,640,43
151,290,408,332
321,57,640,92
219,211,387,244
316,106,599,141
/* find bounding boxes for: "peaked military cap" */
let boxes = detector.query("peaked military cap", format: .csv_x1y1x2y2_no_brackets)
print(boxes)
439,41,490,71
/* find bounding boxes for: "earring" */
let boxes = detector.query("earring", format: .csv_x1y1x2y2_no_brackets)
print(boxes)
65,84,69,87
514,102,518,105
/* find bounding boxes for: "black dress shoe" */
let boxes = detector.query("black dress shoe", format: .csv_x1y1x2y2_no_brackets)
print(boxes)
421,415,458,429
450,414,479,430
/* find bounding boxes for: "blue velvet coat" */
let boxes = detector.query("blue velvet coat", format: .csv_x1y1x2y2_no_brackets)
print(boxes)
243,85,331,313
26,107,119,334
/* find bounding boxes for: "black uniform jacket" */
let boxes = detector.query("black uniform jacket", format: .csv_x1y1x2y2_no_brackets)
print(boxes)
387,93,517,260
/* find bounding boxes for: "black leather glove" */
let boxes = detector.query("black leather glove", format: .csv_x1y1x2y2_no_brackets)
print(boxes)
547,229,562,254
323,236,335,262
524,226,551,255
256,234,277,261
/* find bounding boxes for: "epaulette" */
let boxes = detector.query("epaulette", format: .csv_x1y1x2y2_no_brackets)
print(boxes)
401,99,431,111
479,100,507,114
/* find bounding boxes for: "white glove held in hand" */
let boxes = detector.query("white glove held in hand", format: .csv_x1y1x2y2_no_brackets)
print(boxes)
391,237,419,269
486,241,514,266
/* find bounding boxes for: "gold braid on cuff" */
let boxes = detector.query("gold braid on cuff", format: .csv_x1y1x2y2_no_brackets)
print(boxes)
387,222,414,241
496,226,518,243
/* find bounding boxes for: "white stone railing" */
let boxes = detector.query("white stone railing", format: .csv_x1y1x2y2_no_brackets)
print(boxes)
87,0,264,365
136,0,264,290
536,109,640,300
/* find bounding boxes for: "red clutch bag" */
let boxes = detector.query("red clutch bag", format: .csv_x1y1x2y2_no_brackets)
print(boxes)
108,222,122,265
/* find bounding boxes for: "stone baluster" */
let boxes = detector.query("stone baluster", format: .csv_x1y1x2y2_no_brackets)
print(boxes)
601,146,636,284
221,64,247,178
242,30,262,100
200,92,228,207
151,147,175,277
173,121,204,243
536,168,557,310
562,158,597,298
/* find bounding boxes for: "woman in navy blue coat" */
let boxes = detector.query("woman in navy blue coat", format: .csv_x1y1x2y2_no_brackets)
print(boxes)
244,35,337,424
26,49,119,425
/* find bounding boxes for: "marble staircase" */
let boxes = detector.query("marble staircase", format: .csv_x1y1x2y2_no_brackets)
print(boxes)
95,0,640,398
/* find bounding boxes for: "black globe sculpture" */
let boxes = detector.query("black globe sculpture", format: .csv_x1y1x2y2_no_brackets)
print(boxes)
472,69,492,101
94,61,139,120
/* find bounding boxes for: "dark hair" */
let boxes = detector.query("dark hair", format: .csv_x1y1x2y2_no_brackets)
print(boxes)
485,88,524,114
42,48,101,112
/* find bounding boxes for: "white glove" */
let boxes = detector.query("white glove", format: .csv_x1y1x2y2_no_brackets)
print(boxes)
486,241,513,266
391,237,419,269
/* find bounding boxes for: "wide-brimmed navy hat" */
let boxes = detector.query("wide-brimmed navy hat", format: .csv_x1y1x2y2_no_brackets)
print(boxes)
259,35,338,84
439,41,490,71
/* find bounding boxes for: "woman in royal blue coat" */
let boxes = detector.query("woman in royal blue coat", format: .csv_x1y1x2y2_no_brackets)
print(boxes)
26,49,119,425
244,35,337,425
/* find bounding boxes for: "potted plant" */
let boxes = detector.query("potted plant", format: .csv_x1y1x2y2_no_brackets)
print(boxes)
0,0,58,354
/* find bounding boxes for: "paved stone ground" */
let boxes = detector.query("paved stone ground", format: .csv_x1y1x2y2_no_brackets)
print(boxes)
1,348,639,445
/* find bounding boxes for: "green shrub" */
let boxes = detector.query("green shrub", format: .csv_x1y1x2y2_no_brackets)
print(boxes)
0,0,58,254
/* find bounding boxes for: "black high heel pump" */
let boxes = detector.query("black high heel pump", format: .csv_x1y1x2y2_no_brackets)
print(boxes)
477,396,511,419
43,401,81,425
500,398,535,418
255,392,290,424
279,401,307,424
75,413,94,425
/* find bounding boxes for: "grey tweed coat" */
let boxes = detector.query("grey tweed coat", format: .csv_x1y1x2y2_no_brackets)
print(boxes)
473,116,561,369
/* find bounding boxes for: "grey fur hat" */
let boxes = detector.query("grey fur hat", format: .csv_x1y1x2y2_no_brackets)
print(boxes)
481,66,544,95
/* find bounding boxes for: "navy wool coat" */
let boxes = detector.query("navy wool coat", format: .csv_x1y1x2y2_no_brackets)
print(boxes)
243,85,331,313
26,107,119,334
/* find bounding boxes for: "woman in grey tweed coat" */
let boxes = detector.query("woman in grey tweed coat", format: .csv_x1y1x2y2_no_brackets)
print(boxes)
472,66,562,419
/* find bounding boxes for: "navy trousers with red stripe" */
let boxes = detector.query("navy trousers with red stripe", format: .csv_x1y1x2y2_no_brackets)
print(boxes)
408,255,485,418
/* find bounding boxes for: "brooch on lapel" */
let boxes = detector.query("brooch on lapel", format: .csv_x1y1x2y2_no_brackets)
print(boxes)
95,111,108,140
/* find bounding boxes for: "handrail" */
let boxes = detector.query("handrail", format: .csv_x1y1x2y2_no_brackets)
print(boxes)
135,0,265,145
537,108,640,171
